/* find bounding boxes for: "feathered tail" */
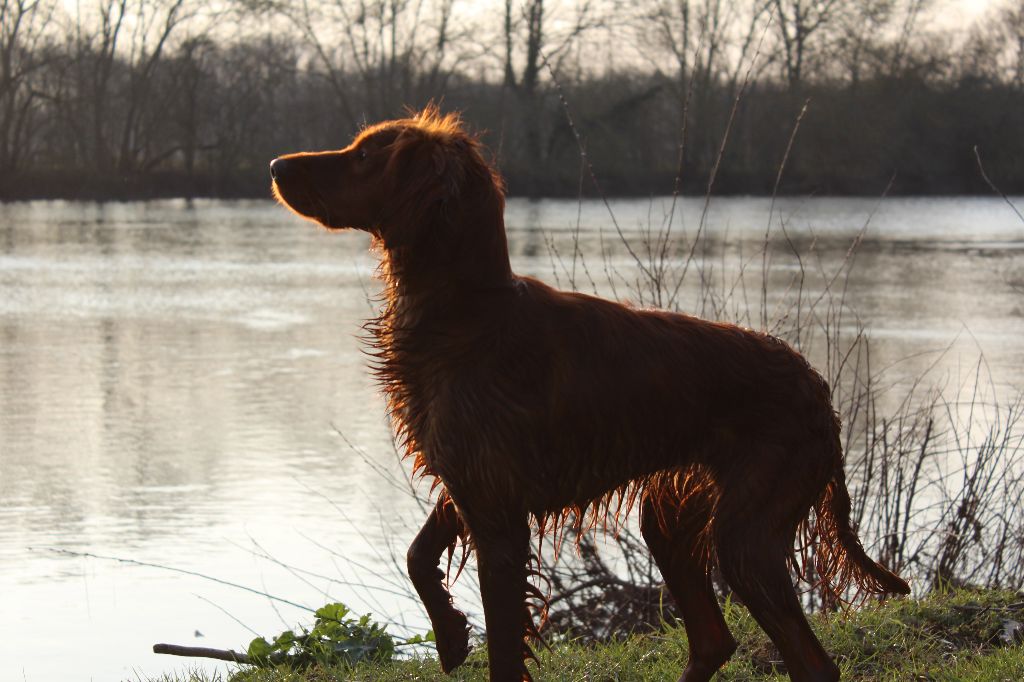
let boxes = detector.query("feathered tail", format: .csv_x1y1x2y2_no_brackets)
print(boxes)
812,466,911,600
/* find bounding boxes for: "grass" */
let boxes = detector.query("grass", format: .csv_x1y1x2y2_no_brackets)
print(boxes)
147,588,1024,681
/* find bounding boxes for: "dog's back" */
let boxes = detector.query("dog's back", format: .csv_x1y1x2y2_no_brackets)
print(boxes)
387,274,832,514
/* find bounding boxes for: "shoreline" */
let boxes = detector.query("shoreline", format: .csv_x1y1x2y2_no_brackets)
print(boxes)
1,171,1015,203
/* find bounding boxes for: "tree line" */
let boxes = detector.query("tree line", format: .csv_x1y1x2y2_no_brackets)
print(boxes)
1,0,1022,200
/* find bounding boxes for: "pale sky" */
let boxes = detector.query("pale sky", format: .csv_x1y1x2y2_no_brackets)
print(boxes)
936,0,1005,28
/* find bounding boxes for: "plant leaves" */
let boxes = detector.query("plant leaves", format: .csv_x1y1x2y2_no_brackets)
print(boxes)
272,629,297,651
314,602,350,622
404,630,436,645
246,636,273,660
243,601,398,670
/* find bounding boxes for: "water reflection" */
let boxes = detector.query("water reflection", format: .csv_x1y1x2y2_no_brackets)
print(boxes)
1,197,1023,681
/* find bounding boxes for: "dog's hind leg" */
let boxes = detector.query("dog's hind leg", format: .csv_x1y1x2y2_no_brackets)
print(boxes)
717,538,839,682
714,462,841,682
407,497,471,673
640,488,737,682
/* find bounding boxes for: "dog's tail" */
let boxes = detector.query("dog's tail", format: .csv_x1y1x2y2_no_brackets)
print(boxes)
812,434,911,599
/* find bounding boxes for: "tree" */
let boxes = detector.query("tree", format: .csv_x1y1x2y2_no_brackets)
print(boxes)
768,0,846,89
631,1,769,171
831,0,934,84
263,0,465,131
995,0,1024,88
959,1,1024,86
0,0,56,171
59,0,197,173
498,0,602,174
168,35,214,183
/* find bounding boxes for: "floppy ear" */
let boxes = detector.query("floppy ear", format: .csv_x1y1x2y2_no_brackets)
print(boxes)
378,132,466,250
432,140,467,200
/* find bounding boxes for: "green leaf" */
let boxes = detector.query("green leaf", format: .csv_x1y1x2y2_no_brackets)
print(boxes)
272,629,296,651
246,636,273,661
243,601,400,670
314,602,351,622
405,629,436,645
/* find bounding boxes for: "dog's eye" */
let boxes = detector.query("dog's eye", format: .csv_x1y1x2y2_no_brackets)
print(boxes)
356,148,368,161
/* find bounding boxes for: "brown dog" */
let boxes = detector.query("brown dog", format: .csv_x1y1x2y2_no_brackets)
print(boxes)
270,107,909,682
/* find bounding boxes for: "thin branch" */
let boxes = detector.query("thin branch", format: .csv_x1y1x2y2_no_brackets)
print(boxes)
974,145,1024,226
32,547,314,612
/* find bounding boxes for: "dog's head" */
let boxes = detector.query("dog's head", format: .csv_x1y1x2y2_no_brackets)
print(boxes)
271,106,505,257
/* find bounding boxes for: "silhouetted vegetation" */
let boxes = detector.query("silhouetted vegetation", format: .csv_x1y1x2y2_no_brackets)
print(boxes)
177,589,1024,681
1,0,1023,200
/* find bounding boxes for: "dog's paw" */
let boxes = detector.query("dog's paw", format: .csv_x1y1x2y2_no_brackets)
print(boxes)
436,609,471,673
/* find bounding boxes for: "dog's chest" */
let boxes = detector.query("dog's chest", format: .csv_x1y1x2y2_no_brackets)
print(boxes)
384,334,482,421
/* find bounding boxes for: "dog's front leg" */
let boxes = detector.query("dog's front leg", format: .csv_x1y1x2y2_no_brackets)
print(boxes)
407,497,471,673
471,515,535,682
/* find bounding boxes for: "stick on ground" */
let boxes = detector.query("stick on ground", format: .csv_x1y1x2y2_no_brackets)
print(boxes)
153,643,253,664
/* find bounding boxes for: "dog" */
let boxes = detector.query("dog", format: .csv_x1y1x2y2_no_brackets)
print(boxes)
270,106,910,682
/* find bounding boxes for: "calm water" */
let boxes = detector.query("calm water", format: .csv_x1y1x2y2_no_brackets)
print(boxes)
2,197,1024,681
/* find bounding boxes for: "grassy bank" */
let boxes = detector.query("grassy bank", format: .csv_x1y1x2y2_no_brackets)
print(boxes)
151,588,1024,681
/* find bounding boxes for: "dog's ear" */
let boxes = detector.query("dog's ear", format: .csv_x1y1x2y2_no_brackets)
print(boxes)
378,131,468,249
431,139,467,200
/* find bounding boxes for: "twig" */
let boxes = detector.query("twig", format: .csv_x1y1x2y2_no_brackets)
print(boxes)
538,49,657,285
32,547,313,612
974,145,1024,225
668,11,774,311
761,98,810,330
152,643,261,664
193,594,261,637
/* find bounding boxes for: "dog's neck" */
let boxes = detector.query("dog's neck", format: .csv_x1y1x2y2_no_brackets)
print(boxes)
370,176,514,335
374,239,514,328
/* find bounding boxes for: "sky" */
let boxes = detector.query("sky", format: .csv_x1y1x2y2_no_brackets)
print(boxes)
941,0,1003,26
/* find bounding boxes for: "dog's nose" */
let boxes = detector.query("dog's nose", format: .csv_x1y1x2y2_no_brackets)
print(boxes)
269,158,288,181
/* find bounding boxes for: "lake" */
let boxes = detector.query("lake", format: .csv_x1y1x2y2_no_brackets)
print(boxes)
2,196,1024,681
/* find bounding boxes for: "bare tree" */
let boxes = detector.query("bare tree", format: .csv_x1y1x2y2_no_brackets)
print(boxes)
205,35,302,179
266,0,466,129
831,0,934,84
115,0,194,172
832,0,892,84
498,0,602,171
887,0,931,75
1010,1,1024,88
59,0,197,173
0,0,57,171
634,0,765,91
630,1,768,172
74,0,128,171
989,0,1024,88
168,35,214,183
768,0,847,89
